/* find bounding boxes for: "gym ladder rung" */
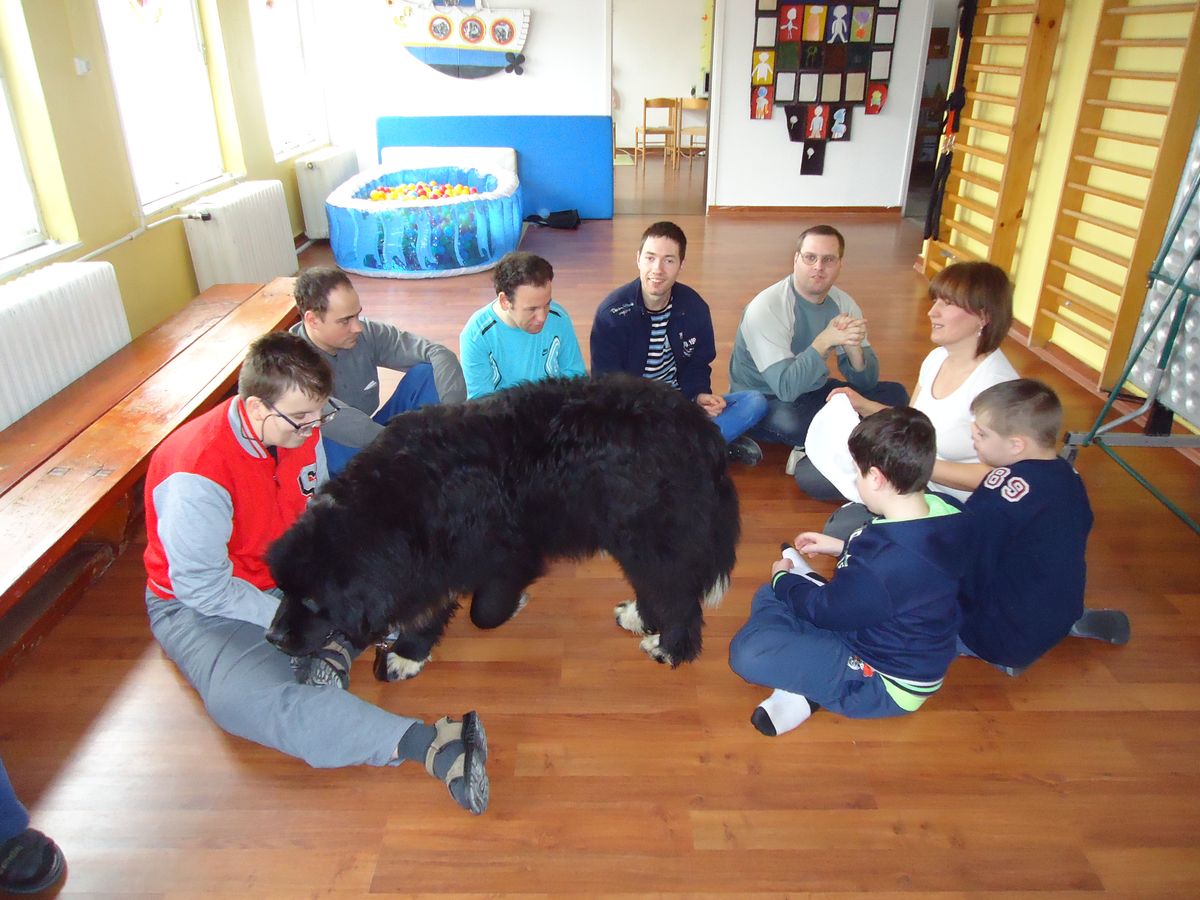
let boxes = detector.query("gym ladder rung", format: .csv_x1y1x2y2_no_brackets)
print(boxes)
1036,308,1111,347
1049,258,1125,297
1044,285,1119,330
1065,180,1145,209
1054,233,1130,267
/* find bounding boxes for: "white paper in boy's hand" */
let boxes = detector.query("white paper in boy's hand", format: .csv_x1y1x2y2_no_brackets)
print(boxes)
805,393,864,504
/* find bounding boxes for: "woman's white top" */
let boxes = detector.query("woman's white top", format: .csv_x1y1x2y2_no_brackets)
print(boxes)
914,347,1019,501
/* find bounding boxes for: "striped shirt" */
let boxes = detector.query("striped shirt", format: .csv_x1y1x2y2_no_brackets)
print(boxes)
642,301,678,388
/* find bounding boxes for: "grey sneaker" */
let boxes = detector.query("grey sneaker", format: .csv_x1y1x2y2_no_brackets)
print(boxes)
727,435,763,467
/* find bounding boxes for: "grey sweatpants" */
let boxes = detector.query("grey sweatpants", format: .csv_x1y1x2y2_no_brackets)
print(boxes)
147,591,417,768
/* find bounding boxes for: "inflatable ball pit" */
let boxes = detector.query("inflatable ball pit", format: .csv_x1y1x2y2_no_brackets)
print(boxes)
327,158,521,279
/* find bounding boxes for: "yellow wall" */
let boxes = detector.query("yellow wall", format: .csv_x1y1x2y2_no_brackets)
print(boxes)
1008,2,1104,368
1,0,312,337
945,0,1195,375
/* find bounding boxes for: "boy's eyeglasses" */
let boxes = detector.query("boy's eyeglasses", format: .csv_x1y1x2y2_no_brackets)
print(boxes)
268,401,339,434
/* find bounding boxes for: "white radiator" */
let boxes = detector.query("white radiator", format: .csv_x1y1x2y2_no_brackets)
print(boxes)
0,262,131,430
295,146,359,240
182,180,298,292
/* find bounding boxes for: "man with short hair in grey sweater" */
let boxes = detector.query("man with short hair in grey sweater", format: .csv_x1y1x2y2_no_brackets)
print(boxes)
289,266,466,473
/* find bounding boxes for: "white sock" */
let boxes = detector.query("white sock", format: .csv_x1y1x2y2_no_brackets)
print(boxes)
758,689,813,734
780,548,814,576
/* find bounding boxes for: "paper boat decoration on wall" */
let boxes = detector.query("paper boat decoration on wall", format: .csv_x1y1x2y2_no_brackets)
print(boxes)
392,0,530,79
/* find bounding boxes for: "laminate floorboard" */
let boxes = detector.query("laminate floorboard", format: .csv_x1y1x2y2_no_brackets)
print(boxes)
1,214,1197,897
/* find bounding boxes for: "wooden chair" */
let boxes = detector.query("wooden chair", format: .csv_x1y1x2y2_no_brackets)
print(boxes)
634,97,679,166
676,97,709,167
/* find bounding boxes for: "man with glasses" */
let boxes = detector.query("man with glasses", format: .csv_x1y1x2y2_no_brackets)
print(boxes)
729,225,908,485
290,266,465,474
460,251,587,399
142,333,489,813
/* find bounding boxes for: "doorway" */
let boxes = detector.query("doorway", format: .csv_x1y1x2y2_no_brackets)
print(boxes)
902,0,958,224
611,0,714,216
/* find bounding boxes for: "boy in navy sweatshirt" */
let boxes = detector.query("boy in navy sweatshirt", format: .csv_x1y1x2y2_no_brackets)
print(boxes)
958,379,1128,675
729,406,968,735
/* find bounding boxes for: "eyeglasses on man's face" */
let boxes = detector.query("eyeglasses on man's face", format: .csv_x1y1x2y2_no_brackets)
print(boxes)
268,401,338,434
799,252,841,267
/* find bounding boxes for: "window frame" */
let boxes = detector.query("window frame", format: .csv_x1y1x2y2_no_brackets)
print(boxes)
96,0,228,210
0,66,47,260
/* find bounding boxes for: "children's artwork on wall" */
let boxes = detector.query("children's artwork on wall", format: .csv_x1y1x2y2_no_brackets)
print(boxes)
806,104,829,140
392,0,531,80
801,141,826,175
797,72,820,102
779,5,803,41
776,71,798,102
844,72,866,102
875,13,897,44
829,105,852,140
821,73,842,103
800,42,824,69
827,5,850,43
753,85,774,119
803,5,827,41
756,15,778,47
785,103,807,141
850,6,874,42
750,0,902,173
865,82,888,114
870,50,892,80
752,50,776,85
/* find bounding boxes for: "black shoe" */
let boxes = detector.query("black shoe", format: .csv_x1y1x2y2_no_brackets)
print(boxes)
750,706,777,736
0,828,66,894
727,435,763,467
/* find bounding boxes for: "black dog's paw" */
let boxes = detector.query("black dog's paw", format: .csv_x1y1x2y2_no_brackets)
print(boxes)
372,646,431,682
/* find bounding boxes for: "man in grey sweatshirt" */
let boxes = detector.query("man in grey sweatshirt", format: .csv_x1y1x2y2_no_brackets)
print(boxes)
289,266,466,473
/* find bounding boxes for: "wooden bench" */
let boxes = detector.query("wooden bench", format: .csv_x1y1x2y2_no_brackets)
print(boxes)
0,278,298,669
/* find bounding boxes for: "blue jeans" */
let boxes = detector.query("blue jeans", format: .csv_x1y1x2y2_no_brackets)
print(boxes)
323,363,440,475
0,757,29,842
748,379,910,448
729,583,906,719
712,391,769,442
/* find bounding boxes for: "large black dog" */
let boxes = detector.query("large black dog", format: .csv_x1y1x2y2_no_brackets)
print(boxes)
264,375,739,678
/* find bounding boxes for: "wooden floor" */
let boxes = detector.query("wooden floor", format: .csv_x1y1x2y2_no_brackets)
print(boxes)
2,214,1199,897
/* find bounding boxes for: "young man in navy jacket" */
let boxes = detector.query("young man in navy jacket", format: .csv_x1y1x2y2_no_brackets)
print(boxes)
590,221,767,465
729,406,968,735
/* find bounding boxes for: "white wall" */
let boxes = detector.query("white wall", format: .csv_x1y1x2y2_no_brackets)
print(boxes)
708,0,934,208
612,0,707,149
311,0,612,170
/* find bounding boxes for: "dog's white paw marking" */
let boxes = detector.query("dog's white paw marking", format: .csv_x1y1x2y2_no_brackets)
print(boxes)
385,653,431,682
639,633,675,666
704,574,730,609
614,600,647,635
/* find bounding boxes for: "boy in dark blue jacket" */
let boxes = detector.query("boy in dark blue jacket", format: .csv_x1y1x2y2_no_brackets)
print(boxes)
729,407,968,735
958,379,1128,675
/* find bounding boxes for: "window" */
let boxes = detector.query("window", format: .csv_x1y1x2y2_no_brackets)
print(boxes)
97,0,225,207
0,71,44,259
248,0,326,159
